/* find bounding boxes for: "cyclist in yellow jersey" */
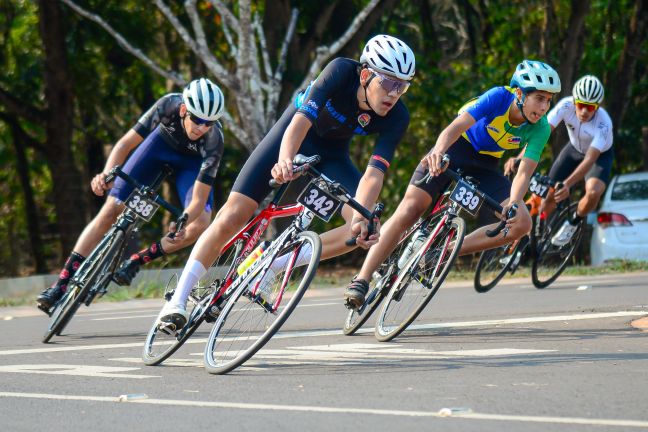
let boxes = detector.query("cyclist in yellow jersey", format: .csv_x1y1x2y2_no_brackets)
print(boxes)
345,60,562,307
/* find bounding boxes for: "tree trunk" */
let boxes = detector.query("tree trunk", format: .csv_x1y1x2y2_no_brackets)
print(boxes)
551,0,590,157
39,0,88,256
606,0,648,167
1,114,48,273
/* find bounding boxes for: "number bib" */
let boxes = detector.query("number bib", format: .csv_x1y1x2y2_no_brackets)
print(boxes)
529,176,549,198
449,179,483,217
125,191,160,222
297,180,342,222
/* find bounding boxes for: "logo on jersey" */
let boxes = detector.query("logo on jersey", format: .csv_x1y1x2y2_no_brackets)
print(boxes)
188,142,197,151
486,125,500,134
357,113,371,128
567,123,575,131
507,136,521,144
306,100,319,111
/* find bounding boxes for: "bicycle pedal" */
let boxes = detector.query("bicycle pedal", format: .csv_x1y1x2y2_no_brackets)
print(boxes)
37,303,53,317
164,290,175,302
344,297,360,310
157,322,178,336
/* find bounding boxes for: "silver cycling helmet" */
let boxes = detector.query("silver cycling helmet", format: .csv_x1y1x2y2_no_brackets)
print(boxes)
510,60,561,94
182,78,225,121
573,75,604,104
360,34,415,81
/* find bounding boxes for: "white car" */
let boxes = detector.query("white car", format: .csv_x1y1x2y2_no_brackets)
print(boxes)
590,171,648,265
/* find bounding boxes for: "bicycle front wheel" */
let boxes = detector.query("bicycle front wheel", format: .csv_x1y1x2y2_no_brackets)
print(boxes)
204,230,321,374
474,236,527,293
532,202,584,288
375,217,466,342
42,230,124,343
142,238,244,366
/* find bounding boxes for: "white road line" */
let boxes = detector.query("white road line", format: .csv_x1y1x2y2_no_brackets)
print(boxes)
0,391,647,428
0,365,158,379
0,310,644,356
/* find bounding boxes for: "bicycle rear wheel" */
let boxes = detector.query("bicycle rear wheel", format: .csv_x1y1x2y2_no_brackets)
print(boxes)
474,236,527,293
531,202,583,288
142,238,244,366
42,230,124,343
375,217,466,342
204,231,321,374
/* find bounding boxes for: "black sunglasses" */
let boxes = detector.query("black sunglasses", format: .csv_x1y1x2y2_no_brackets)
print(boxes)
189,113,216,127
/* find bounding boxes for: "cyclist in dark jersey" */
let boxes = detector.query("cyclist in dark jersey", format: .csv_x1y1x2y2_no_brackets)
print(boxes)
345,60,562,308
36,78,226,312
159,35,415,327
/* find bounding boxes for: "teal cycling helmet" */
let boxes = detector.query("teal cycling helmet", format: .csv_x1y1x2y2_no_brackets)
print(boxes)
510,60,561,94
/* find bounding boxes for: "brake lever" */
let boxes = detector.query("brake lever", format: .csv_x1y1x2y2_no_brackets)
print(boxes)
168,212,189,239
345,203,385,247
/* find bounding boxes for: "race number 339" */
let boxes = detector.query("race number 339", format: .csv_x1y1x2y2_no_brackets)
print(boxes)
450,180,483,216
297,181,341,222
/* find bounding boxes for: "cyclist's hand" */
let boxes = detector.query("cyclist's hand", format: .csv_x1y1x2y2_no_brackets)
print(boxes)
554,183,570,202
167,220,186,243
350,217,381,249
271,158,294,184
504,158,519,176
91,173,111,196
421,150,447,177
501,201,521,230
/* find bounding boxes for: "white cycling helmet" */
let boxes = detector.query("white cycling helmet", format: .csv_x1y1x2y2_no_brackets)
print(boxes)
510,60,561,94
360,34,415,81
182,78,225,121
573,75,604,104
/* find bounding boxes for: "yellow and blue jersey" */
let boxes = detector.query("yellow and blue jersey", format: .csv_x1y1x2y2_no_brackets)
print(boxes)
459,86,550,162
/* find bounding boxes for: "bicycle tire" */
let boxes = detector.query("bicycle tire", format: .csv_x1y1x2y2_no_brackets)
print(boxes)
42,230,124,343
204,230,321,374
531,202,584,288
375,217,466,342
474,236,527,293
142,239,244,366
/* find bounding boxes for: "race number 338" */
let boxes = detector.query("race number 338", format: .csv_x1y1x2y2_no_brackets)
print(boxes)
450,180,483,216
125,192,159,222
297,181,341,222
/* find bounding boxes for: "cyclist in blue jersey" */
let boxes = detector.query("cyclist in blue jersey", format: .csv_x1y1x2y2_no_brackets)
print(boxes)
505,75,613,246
36,78,226,313
158,35,416,327
345,60,562,307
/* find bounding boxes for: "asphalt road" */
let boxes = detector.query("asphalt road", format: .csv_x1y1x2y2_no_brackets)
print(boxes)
0,272,647,431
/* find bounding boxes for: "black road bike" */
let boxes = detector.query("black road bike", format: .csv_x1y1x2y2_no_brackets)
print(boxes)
42,165,186,343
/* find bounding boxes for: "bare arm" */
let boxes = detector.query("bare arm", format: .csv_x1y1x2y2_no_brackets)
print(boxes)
554,147,601,202
91,129,144,196
272,114,313,184
422,111,476,176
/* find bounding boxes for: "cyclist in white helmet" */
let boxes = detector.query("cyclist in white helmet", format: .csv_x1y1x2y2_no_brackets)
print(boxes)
158,35,416,327
37,78,227,312
504,74,613,247
346,59,561,307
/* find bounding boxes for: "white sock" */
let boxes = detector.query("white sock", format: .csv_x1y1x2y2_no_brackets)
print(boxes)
269,243,313,273
169,258,207,308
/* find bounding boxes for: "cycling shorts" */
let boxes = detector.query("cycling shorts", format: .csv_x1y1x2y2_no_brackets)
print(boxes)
410,136,511,225
549,143,614,185
232,104,362,204
109,127,215,212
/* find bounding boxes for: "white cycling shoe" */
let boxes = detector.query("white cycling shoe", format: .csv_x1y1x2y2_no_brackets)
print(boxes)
157,302,189,332
551,221,579,247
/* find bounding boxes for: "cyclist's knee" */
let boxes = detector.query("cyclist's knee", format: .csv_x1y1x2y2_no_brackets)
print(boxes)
510,211,532,240
184,211,211,242
93,198,122,229
214,195,256,231
395,197,427,227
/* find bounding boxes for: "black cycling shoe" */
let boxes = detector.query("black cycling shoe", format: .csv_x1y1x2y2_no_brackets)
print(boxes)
344,278,370,309
113,259,141,286
36,286,64,313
